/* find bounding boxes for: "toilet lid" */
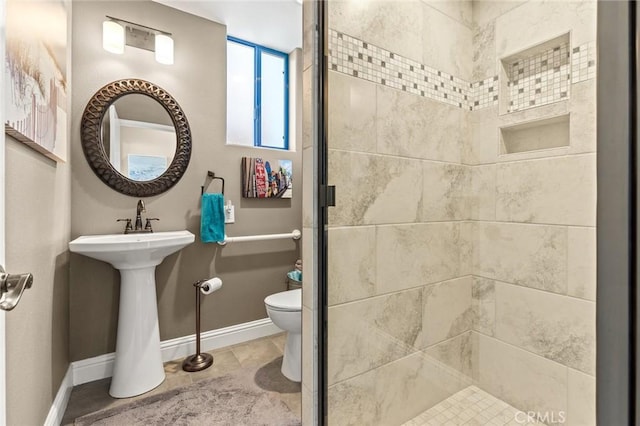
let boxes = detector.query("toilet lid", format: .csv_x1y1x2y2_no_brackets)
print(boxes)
265,289,301,311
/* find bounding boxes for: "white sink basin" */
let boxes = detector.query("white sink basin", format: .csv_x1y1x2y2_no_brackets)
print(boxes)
69,230,194,269
69,230,195,398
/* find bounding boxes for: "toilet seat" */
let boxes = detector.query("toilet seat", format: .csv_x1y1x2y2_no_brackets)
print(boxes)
265,289,301,312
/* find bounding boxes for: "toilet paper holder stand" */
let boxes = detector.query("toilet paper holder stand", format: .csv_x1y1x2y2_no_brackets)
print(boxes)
182,278,220,372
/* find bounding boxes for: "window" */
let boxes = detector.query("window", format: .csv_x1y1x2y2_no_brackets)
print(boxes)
227,37,289,150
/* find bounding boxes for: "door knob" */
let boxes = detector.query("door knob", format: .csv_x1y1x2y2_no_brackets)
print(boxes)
0,265,33,311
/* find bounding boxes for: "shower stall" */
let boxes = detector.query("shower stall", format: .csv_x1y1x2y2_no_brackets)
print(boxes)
303,1,603,425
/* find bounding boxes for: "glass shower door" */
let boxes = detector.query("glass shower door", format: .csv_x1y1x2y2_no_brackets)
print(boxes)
322,1,597,425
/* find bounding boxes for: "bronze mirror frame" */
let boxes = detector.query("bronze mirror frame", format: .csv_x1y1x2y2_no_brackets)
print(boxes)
80,79,192,197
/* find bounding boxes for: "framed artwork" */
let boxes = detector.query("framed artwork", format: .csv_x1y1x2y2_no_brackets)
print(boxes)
4,0,68,162
127,155,167,181
241,157,293,199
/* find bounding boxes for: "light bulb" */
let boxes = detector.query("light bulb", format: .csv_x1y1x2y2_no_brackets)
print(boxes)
102,20,125,54
155,34,174,65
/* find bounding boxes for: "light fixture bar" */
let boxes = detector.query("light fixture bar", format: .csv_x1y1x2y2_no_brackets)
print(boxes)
105,16,171,37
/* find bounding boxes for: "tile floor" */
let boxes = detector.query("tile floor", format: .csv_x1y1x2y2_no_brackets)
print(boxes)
402,386,546,426
61,333,301,425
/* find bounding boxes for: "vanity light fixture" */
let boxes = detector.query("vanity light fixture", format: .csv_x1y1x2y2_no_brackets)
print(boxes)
103,16,174,65
154,34,174,65
102,20,125,54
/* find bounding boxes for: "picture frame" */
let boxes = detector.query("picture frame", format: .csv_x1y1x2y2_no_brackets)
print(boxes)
241,157,293,199
4,0,68,162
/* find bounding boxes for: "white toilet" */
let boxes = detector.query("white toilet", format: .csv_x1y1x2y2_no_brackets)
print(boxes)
264,288,302,382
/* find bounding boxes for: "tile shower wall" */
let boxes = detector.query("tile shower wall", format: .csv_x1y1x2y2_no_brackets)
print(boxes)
324,1,596,425
468,1,596,426
326,2,474,425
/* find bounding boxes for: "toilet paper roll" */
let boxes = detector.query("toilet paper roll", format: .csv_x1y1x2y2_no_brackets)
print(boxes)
200,277,222,295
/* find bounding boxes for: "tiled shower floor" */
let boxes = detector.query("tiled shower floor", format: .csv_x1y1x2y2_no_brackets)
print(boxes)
402,386,545,426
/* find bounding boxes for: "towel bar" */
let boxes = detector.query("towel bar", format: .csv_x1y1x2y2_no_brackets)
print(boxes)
217,229,302,246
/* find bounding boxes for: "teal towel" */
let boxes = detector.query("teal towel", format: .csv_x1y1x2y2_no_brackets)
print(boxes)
201,193,225,243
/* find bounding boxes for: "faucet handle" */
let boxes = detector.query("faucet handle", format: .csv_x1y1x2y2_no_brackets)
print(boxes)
117,218,133,233
144,218,160,232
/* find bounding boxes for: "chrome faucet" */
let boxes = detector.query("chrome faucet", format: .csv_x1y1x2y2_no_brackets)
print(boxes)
135,200,146,231
117,200,159,234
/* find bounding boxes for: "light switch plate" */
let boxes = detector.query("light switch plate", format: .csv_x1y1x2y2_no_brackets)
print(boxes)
225,205,235,224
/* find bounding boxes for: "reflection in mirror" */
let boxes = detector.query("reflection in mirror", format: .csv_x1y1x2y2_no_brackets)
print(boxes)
101,94,176,181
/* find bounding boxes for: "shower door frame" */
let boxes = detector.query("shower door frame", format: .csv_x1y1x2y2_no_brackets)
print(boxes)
314,0,328,424
597,1,637,424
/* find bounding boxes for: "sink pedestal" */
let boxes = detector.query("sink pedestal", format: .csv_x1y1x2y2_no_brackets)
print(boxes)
111,267,164,398
68,230,195,398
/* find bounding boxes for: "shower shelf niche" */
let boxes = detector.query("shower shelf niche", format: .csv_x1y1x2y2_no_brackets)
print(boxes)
499,113,569,155
499,33,571,115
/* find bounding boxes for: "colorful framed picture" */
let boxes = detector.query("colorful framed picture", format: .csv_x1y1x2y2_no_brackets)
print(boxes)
241,157,293,199
4,0,68,162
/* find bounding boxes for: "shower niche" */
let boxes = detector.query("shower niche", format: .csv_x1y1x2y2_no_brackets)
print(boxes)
499,33,571,114
498,33,572,155
499,113,569,155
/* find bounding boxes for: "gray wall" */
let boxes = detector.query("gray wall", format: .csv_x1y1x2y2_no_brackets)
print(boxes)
6,139,71,424
70,1,302,361
5,0,72,422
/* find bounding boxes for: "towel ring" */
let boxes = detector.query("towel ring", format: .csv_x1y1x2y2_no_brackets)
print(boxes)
201,171,225,195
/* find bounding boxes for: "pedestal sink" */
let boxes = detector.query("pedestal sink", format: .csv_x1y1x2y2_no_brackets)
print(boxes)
69,230,195,398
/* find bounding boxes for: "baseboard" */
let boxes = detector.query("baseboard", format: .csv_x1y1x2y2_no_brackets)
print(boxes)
44,365,73,426
71,317,280,386
160,317,281,362
72,352,115,386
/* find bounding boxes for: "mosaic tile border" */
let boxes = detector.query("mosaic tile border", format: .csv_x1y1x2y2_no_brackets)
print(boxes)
329,29,473,110
328,29,596,112
471,76,499,110
572,41,596,84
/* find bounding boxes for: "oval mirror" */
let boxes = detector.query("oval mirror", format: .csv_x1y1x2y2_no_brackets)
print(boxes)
81,79,191,197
